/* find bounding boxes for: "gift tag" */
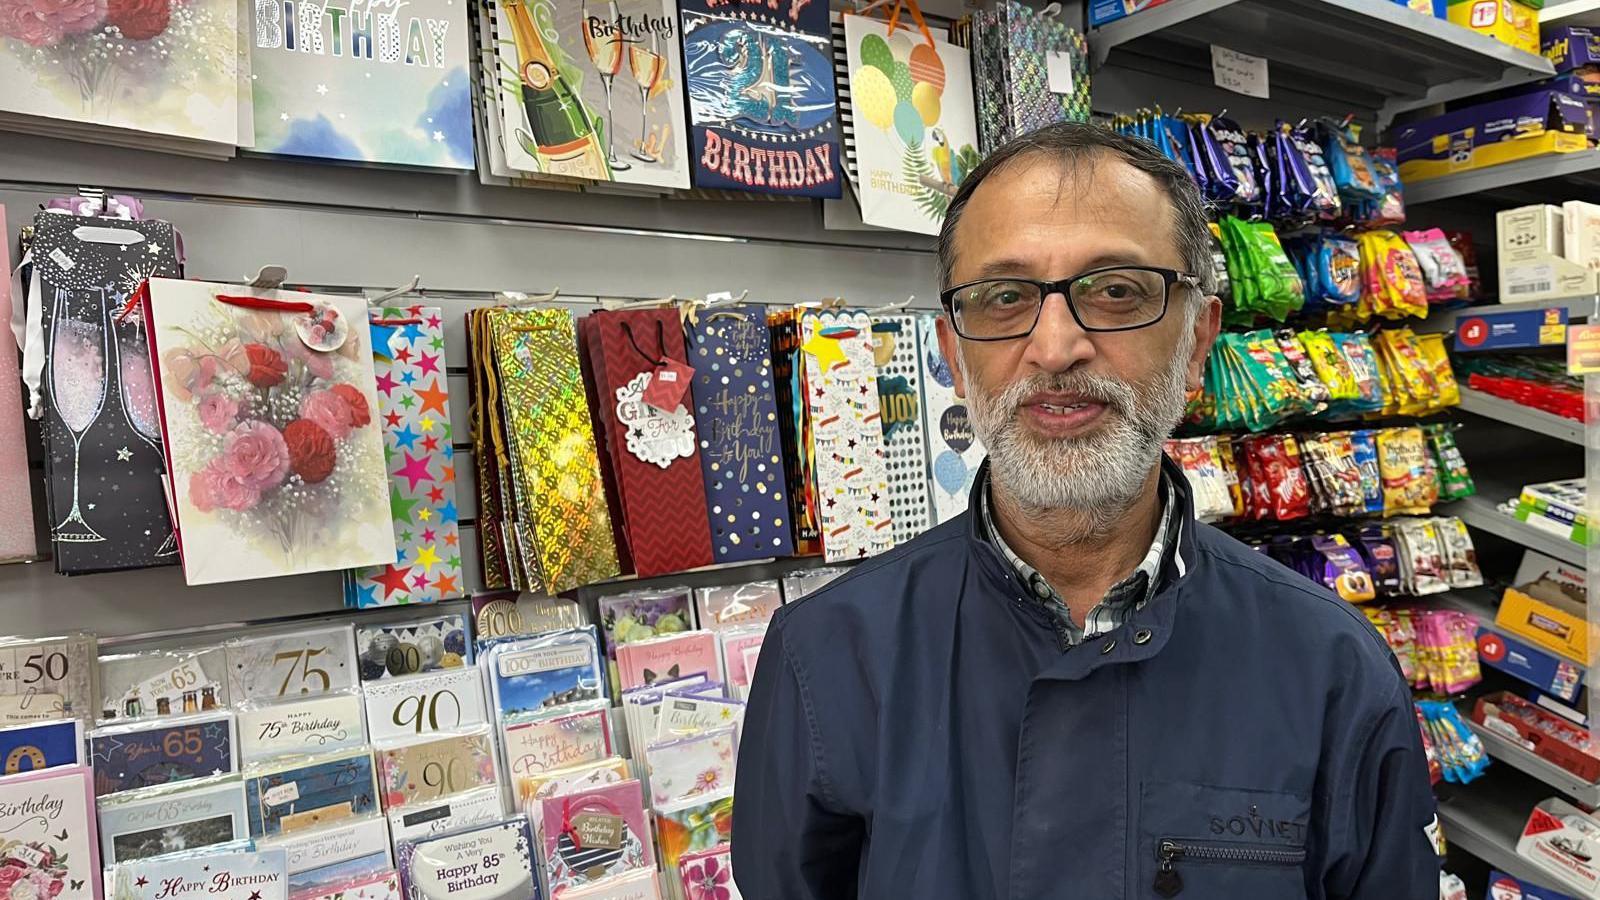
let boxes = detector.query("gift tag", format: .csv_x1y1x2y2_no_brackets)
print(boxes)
295,302,349,352
641,360,693,413
615,373,696,468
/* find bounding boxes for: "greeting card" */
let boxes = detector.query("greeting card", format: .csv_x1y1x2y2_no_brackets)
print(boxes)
653,795,731,876
564,870,660,900
645,727,735,808
653,695,741,742
250,0,473,168
376,729,497,809
0,718,82,773
485,629,606,718
712,632,760,703
917,314,981,523
684,306,792,564
356,615,472,682
583,309,712,577
112,847,289,900
491,0,690,188
800,309,892,561
97,776,248,866
227,625,359,704
345,307,465,607
597,588,692,659
679,0,841,196
237,694,366,763
259,814,392,893
288,868,399,900
387,787,502,846
841,15,978,235
398,817,537,900
89,712,236,796
677,846,738,900
539,780,652,896
29,214,181,573
0,633,98,727
470,594,584,646
501,705,611,780
245,749,379,837
0,765,98,900
100,647,230,722
693,581,780,632
0,206,36,564
364,669,488,743
514,757,630,831
0,0,240,148
870,315,931,544
614,633,720,692
779,566,846,601
141,279,395,585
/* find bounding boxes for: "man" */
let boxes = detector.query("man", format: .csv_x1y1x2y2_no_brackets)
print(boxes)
732,123,1439,900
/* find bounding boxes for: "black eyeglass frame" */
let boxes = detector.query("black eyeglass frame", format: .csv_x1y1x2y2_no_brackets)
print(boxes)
938,265,1203,340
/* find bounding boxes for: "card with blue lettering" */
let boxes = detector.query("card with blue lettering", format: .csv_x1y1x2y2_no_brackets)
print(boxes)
485,629,605,720
97,775,248,866
90,713,236,797
245,749,379,838
111,847,289,900
680,0,842,196
398,817,538,900
0,717,82,774
0,765,99,900
686,306,793,564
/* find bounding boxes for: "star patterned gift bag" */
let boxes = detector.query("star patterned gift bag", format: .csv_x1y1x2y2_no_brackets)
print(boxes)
345,306,465,607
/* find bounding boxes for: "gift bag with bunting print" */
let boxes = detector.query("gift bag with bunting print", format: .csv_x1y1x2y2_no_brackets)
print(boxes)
686,304,794,564
870,314,930,545
345,306,465,607
581,308,714,577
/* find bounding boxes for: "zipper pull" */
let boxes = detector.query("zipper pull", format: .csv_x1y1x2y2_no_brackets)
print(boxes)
1154,841,1183,898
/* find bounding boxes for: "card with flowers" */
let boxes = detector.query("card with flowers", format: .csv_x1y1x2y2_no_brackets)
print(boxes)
652,794,730,878
644,727,734,809
0,765,99,900
375,728,498,810
561,869,660,900
141,279,395,585
677,845,738,900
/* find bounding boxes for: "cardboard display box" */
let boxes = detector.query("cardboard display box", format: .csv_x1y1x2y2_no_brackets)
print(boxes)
1496,578,1590,665
1396,92,1589,183
1518,797,1600,897
1448,0,1540,55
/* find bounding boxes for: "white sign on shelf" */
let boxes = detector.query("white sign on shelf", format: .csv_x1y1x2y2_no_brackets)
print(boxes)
1211,45,1269,99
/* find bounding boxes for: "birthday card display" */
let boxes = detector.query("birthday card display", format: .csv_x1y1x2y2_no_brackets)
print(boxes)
679,0,841,196
467,306,619,593
141,279,394,585
580,308,712,578
0,766,99,900
870,315,930,544
684,306,793,564
345,307,465,607
917,314,980,523
0,0,241,153
798,310,892,561
250,0,474,167
29,213,181,574
487,0,689,188
398,817,537,900
841,14,978,236
0,206,36,564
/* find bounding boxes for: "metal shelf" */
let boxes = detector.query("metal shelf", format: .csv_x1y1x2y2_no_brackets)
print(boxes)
1468,720,1600,806
1089,0,1555,124
1438,773,1593,896
1449,495,1587,568
1457,388,1586,447
1418,296,1600,333
1408,151,1600,205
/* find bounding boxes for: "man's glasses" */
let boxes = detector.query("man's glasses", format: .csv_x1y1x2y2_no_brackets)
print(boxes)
939,266,1200,341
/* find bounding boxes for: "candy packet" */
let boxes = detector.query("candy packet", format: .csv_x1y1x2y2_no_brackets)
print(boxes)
1434,516,1484,589
1377,427,1438,516
1402,228,1470,302
1414,333,1460,411
1394,517,1449,595
1426,425,1475,500
1349,430,1385,516
1355,524,1402,596
1311,534,1376,603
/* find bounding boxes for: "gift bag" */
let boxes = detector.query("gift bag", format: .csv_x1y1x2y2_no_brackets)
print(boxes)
345,306,465,607
0,206,36,563
871,314,931,545
141,279,395,584
918,314,982,523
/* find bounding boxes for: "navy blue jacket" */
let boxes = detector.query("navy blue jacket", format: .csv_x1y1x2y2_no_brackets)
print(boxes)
732,461,1439,899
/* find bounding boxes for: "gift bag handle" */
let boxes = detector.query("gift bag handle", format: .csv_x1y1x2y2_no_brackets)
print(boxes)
850,0,935,49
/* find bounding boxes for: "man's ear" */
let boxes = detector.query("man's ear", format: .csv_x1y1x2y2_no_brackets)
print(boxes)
936,315,967,399
1186,297,1222,392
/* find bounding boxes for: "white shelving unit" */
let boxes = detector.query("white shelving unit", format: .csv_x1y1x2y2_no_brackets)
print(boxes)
1448,495,1587,569
1457,389,1586,447
1438,775,1593,896
1467,721,1600,807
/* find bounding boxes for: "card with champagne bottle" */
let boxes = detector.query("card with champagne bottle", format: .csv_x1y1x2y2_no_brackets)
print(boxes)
489,0,690,188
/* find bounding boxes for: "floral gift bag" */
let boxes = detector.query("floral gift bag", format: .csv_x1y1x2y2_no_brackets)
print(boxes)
141,278,396,585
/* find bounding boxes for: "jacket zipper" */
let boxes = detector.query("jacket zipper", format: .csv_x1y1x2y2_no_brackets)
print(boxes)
1153,839,1307,897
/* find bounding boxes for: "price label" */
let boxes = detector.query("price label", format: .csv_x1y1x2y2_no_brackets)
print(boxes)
1211,45,1269,99
227,625,356,703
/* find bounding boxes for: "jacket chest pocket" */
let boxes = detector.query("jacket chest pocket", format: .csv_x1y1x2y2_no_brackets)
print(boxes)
1138,781,1311,900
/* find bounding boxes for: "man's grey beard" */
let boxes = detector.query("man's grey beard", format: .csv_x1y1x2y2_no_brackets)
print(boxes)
960,327,1195,533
